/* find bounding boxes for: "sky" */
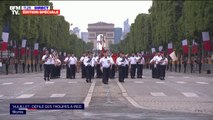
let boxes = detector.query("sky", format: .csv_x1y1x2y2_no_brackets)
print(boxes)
50,1,153,33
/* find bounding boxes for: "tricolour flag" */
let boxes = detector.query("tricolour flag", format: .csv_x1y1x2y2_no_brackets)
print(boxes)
202,32,212,51
192,40,198,54
21,39,27,55
167,42,173,54
151,48,156,54
159,45,163,52
33,43,39,56
182,39,188,54
1,24,9,51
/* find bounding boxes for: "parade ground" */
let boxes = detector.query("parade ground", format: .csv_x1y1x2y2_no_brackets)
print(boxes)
0,69,213,120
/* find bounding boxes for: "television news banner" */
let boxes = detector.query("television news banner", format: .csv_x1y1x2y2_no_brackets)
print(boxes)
9,6,84,115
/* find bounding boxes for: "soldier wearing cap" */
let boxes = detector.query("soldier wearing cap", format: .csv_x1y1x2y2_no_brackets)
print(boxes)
159,52,168,80
83,51,93,83
116,52,128,82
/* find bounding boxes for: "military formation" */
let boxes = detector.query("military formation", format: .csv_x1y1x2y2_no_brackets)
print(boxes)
41,49,169,84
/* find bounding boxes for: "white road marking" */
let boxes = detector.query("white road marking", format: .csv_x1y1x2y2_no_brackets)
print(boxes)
182,92,199,97
176,81,186,84
168,76,175,78
16,94,34,98
156,81,165,84
183,76,190,79
2,82,13,85
196,82,208,85
50,94,65,98
116,81,146,109
134,81,144,83
23,82,34,85
68,81,78,84
150,92,167,97
45,81,55,84
0,95,3,98
83,82,96,108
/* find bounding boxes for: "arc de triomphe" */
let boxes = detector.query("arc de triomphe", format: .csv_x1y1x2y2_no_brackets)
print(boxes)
87,22,114,51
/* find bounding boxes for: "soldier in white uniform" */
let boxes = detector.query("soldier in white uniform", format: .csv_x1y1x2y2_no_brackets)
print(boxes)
64,54,71,78
136,52,145,78
80,53,86,78
95,53,103,78
116,52,128,82
128,53,137,79
99,51,114,84
42,50,53,81
69,54,77,79
83,52,93,83
159,52,168,80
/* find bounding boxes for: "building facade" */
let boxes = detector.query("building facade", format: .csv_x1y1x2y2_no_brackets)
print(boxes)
87,22,114,50
114,28,122,44
81,32,89,43
73,27,80,38
122,18,130,40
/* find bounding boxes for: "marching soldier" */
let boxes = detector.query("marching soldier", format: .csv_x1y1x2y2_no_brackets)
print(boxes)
159,53,168,80
54,52,61,78
42,50,53,81
128,53,137,79
136,52,145,78
64,54,71,78
150,53,158,78
125,54,129,78
116,52,128,82
83,52,93,83
95,53,103,78
110,52,117,79
99,51,114,84
80,53,86,78
70,54,77,79
91,53,96,78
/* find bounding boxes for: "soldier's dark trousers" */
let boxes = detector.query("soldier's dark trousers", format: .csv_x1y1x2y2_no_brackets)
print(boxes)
159,65,166,80
125,65,129,78
66,65,71,78
137,64,143,78
130,64,136,78
96,64,102,78
44,64,51,80
102,67,110,84
70,64,76,79
110,64,116,78
119,66,125,82
85,66,92,82
81,63,86,78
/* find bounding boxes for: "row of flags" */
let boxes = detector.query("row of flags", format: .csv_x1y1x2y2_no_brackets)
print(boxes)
151,32,212,55
1,24,40,57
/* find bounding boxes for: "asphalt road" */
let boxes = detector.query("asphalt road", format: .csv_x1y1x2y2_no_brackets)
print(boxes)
0,69,213,120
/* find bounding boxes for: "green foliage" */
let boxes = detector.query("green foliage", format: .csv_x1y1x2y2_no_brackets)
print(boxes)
118,0,212,54
0,1,91,57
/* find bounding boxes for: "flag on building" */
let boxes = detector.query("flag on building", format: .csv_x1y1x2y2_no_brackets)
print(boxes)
192,40,198,54
21,39,27,55
202,32,212,51
1,24,9,51
182,39,188,54
33,43,39,56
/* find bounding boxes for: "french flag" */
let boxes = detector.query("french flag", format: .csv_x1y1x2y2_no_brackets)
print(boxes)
182,39,188,55
151,48,156,54
1,24,9,51
167,42,173,54
33,43,39,56
158,45,163,52
202,32,212,51
192,40,198,54
21,39,27,55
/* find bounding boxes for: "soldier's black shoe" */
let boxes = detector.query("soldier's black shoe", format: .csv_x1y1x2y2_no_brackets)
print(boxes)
86,79,88,83
44,78,46,81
